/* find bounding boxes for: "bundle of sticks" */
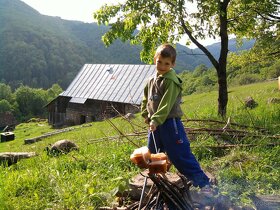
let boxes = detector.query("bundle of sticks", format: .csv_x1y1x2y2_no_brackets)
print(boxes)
140,173,194,210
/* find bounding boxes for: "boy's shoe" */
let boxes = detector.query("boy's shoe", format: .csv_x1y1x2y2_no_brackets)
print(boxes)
199,185,214,197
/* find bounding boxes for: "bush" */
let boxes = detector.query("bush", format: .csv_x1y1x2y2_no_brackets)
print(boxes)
236,74,262,85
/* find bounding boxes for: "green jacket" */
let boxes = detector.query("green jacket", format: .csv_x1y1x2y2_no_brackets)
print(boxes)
141,69,184,126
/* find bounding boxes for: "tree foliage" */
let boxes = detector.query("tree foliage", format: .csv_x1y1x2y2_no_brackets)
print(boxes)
47,84,63,101
14,86,48,119
94,0,279,117
0,99,12,114
0,83,63,122
180,53,279,95
0,83,12,101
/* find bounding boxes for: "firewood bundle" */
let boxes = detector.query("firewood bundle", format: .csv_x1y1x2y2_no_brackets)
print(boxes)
139,173,194,210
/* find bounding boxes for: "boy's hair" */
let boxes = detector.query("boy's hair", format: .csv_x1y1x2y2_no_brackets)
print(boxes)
154,44,177,63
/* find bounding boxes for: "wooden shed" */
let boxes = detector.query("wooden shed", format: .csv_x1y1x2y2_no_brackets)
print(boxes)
0,111,17,131
46,64,155,127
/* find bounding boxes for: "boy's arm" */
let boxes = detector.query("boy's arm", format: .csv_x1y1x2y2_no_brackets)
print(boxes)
141,83,149,119
150,80,180,127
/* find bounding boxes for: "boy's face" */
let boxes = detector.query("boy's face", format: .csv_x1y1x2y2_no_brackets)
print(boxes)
154,55,175,75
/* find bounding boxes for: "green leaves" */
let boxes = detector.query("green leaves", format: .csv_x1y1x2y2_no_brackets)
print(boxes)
93,0,187,62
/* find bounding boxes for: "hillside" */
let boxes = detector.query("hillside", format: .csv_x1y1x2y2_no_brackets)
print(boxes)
0,0,254,89
0,81,279,209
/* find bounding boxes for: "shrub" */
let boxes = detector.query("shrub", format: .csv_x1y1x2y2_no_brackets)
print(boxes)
237,74,262,85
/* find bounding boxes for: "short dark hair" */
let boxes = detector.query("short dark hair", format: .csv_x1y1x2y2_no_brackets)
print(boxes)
154,44,177,63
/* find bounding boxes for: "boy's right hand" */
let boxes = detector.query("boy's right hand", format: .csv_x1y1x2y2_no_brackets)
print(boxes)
149,121,157,131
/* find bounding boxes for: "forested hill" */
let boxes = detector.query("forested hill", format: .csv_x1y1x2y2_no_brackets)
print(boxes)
0,0,254,89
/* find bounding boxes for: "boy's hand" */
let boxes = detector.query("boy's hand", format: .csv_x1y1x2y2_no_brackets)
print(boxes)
149,122,157,131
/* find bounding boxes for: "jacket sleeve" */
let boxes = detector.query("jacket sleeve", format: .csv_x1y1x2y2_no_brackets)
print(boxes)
141,83,149,118
150,79,180,126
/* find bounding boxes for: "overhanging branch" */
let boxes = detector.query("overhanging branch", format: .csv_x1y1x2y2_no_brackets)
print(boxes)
254,9,280,22
179,17,219,69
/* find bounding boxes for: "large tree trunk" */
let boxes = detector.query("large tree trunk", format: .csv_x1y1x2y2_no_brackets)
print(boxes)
217,0,230,117
217,66,228,117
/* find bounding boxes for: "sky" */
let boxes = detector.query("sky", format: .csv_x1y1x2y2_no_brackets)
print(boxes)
20,0,219,48
20,0,123,23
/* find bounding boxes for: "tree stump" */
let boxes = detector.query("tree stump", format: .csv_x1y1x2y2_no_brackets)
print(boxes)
244,96,258,109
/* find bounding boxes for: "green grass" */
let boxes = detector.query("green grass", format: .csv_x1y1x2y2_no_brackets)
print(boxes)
0,120,53,153
182,81,280,132
0,81,279,209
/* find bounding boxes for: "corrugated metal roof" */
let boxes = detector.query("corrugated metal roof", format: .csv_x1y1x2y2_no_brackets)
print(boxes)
69,97,87,104
60,64,156,105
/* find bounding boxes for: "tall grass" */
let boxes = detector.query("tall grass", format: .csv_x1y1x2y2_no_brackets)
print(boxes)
0,81,279,209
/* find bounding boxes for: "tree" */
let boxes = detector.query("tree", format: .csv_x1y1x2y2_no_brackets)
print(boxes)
246,1,280,60
0,83,12,101
15,86,48,119
47,83,63,102
193,64,208,77
0,99,12,114
94,0,279,117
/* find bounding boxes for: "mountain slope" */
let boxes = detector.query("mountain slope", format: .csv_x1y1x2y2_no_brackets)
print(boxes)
0,0,149,89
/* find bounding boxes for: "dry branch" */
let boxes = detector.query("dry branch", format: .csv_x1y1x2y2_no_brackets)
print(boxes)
146,174,194,210
186,127,280,139
191,142,280,149
182,119,268,133
86,117,279,151
105,118,140,147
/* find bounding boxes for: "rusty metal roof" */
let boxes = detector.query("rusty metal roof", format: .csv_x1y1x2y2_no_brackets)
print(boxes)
60,64,155,105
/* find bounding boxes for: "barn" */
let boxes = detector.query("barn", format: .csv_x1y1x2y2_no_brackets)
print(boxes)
46,64,155,127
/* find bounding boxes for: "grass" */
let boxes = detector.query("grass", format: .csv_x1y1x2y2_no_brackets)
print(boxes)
0,80,279,209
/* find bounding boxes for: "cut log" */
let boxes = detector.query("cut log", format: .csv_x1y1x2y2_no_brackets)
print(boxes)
0,152,36,166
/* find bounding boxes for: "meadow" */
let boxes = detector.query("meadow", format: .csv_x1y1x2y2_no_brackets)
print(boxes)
0,81,279,209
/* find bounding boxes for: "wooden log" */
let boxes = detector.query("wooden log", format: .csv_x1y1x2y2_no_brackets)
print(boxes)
0,152,36,166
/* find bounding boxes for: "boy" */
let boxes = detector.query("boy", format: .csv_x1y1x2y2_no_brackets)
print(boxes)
141,44,212,195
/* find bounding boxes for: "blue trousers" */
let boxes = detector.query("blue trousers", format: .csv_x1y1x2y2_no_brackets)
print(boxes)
148,118,209,188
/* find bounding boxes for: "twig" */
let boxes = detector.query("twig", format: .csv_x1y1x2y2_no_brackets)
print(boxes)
182,118,268,132
106,118,140,147
109,103,146,131
191,142,280,149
